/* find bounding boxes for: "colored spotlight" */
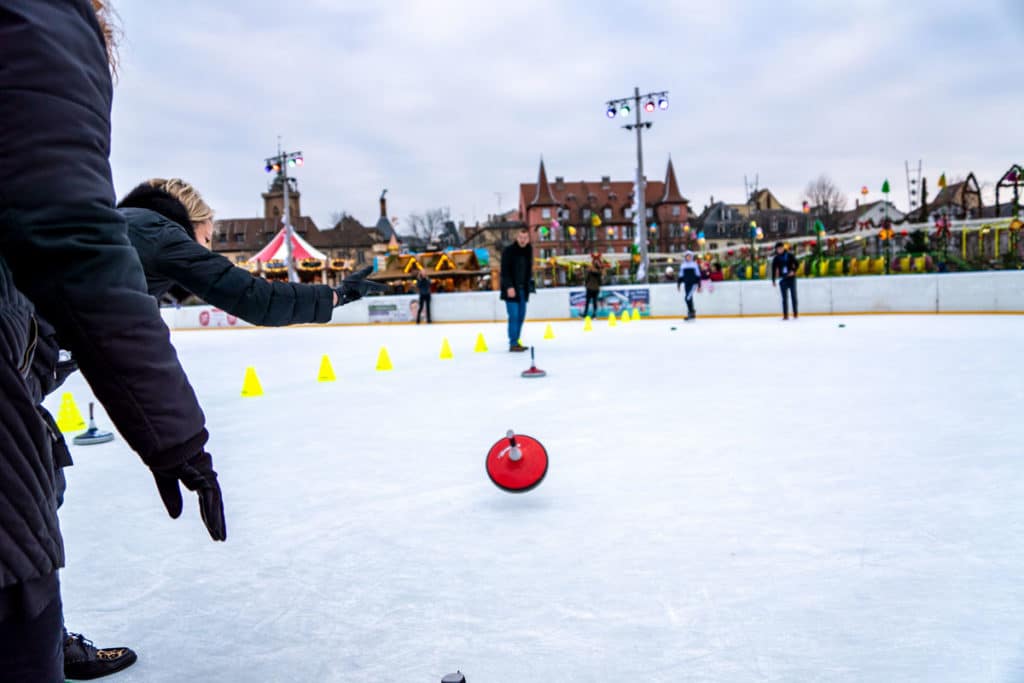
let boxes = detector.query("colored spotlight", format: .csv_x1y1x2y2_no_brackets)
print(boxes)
657,97,669,110
606,105,617,118
644,99,656,113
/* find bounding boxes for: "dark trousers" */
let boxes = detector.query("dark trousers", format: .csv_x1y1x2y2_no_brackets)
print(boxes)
505,296,527,346
416,294,431,324
780,278,798,318
683,282,697,318
0,588,64,683
583,290,599,317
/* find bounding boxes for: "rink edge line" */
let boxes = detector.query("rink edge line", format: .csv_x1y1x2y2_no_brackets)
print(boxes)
169,309,1024,331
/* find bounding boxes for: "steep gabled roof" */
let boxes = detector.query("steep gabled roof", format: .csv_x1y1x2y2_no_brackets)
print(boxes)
531,159,559,206
661,158,684,203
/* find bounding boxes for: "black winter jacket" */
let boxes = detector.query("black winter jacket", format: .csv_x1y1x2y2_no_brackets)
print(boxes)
122,208,334,326
771,252,798,284
500,242,533,302
0,0,209,594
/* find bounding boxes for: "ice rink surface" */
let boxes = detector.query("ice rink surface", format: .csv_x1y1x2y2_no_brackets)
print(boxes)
47,313,1024,682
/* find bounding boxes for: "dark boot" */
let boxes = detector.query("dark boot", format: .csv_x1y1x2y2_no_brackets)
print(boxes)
64,630,137,680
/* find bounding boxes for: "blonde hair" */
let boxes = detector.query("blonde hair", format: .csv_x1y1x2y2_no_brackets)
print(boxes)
92,1,120,76
147,178,215,225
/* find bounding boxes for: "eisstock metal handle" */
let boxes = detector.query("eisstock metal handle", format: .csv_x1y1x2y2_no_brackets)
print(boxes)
88,402,95,420
506,429,522,461
530,346,535,364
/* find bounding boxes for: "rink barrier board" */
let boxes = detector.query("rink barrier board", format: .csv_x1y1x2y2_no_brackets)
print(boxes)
161,271,1024,330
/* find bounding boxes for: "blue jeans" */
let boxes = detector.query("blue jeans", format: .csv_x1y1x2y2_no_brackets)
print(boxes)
505,295,527,346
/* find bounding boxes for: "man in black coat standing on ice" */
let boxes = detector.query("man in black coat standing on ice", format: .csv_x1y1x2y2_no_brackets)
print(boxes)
771,242,799,320
0,3,224,680
500,227,534,352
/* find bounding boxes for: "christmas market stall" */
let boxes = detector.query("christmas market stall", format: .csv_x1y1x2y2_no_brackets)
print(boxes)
368,249,490,294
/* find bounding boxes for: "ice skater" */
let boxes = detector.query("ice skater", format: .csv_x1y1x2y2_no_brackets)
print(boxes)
415,267,432,324
583,252,604,318
676,250,702,320
500,227,534,351
771,241,798,320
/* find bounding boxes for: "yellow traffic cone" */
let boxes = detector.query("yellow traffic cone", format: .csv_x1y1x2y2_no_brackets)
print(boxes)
376,347,393,371
608,312,617,328
317,355,336,382
631,308,641,321
543,323,555,340
56,392,86,433
474,333,488,353
620,310,630,323
583,316,593,331
439,337,454,360
241,367,263,397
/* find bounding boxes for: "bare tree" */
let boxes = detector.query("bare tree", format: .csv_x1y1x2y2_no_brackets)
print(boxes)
803,174,848,215
405,208,458,249
326,210,351,229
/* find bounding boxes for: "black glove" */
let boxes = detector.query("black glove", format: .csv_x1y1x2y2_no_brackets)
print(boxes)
333,266,385,306
151,451,226,541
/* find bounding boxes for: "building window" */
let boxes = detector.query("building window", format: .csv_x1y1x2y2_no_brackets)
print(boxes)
603,207,612,219
625,225,635,240
541,208,551,219
582,208,591,219
233,233,244,243
217,233,227,243
672,205,681,216
646,208,653,218
624,208,633,218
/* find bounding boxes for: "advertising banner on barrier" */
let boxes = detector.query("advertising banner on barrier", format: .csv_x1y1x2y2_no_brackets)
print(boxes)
568,288,650,318
367,296,420,323
197,307,240,328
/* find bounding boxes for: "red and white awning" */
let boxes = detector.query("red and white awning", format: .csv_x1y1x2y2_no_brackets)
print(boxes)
248,228,327,263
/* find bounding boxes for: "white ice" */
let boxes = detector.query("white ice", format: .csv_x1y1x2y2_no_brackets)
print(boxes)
47,313,1024,682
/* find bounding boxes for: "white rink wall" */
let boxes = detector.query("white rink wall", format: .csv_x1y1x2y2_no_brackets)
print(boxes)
160,271,1024,330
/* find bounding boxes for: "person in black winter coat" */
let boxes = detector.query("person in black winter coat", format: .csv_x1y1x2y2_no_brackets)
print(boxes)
0,3,221,681
771,242,799,320
676,250,703,320
583,253,604,318
500,228,534,351
415,267,432,324
116,179,379,325
20,178,380,681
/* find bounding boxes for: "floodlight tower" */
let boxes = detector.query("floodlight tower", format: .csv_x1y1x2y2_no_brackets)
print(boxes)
604,87,669,283
264,141,304,282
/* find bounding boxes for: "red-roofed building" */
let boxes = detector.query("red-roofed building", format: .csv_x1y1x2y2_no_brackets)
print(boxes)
518,158,691,257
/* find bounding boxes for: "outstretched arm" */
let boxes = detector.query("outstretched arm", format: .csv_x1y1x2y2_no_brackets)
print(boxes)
153,225,335,326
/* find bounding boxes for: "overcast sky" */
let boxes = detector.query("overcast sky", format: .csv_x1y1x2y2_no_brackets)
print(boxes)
109,0,1023,231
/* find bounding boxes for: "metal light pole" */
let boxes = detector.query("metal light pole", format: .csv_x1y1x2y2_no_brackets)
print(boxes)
605,87,669,284
264,142,304,282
